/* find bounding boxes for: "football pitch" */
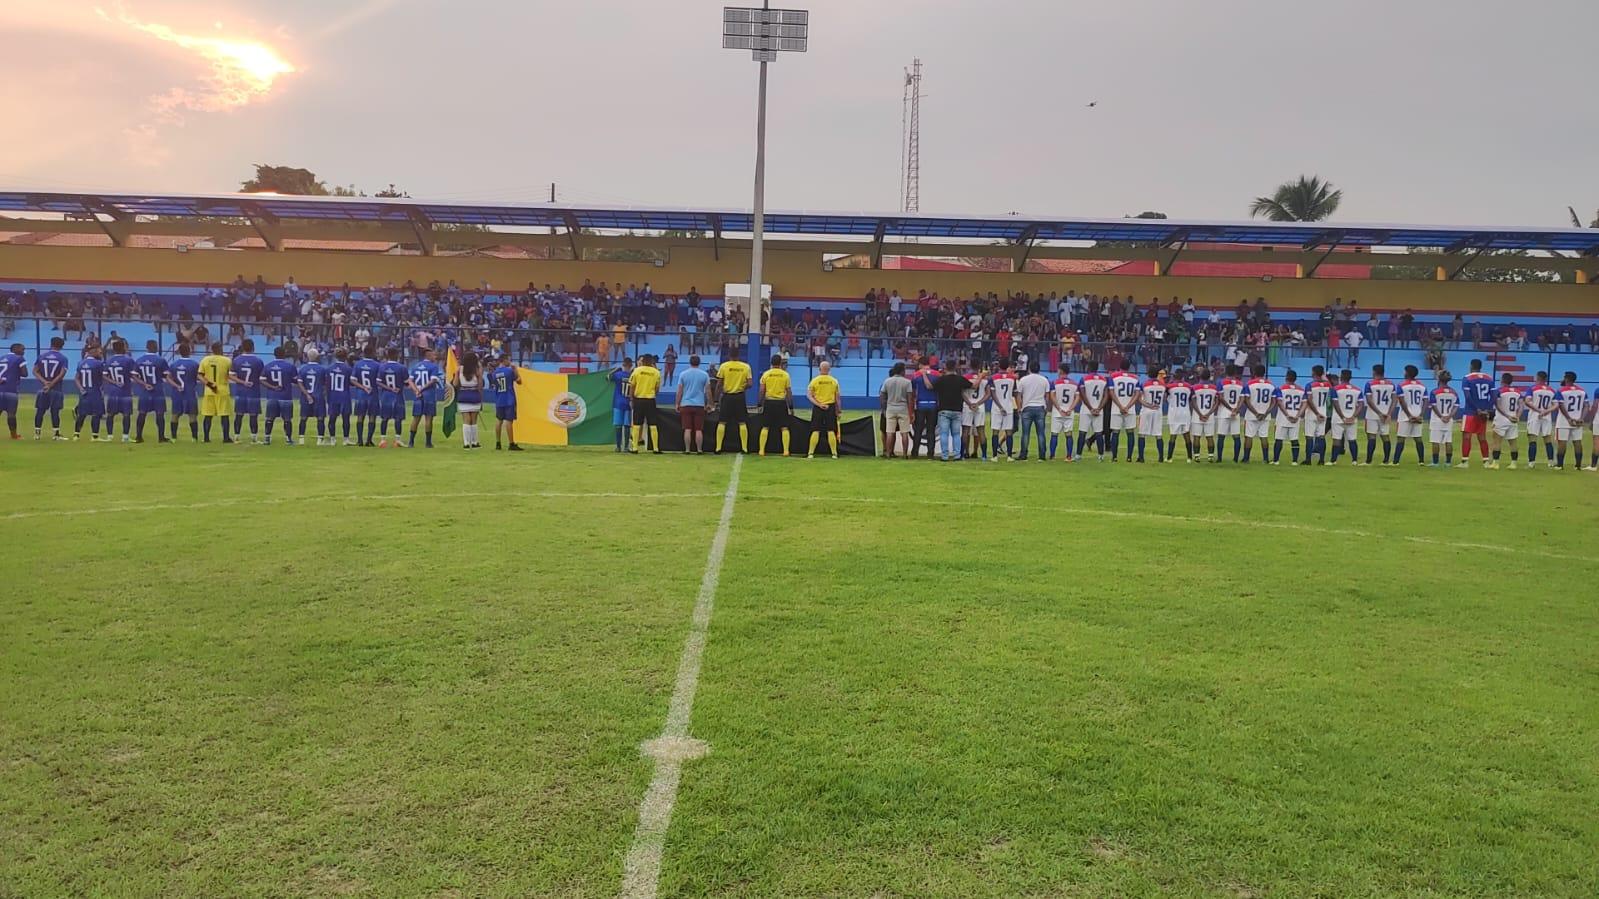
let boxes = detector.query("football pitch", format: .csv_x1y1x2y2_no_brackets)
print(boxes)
3,422,1597,897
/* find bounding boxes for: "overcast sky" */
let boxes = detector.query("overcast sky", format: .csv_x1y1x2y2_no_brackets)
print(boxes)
3,0,1596,227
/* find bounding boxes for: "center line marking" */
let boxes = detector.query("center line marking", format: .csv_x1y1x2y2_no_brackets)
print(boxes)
620,454,742,899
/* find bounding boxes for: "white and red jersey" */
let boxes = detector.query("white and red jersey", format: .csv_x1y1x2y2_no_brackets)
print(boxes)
1557,384,1588,423
1306,378,1334,420
1166,381,1193,420
1218,377,1244,415
1140,378,1167,410
989,371,1018,412
1494,385,1524,419
1526,383,1558,417
1110,371,1142,411
1274,382,1306,419
1079,372,1108,411
1192,381,1219,417
1363,378,1395,417
965,373,987,406
1397,378,1429,419
1051,375,1079,413
1245,377,1276,415
1333,382,1364,420
1429,386,1459,422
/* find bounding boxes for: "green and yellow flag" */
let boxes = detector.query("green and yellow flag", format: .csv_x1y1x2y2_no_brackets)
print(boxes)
507,368,614,446
441,346,460,437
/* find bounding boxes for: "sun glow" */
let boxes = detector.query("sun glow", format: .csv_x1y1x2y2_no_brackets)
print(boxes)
101,7,296,114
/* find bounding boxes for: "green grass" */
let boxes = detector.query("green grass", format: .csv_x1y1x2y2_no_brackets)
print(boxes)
3,398,1597,897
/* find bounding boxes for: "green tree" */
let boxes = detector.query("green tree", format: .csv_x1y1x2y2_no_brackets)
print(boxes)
240,164,330,195
1249,175,1342,222
1567,206,1598,229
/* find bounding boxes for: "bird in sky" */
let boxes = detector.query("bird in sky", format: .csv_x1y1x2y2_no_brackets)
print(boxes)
1086,101,1098,108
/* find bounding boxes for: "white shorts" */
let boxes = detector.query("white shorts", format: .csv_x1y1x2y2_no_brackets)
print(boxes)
1329,420,1359,441
1078,410,1103,433
458,402,482,414
1302,414,1327,438
1555,424,1582,442
1137,410,1163,436
1050,412,1075,434
1244,416,1271,439
1526,414,1553,437
1492,416,1519,440
1396,419,1423,439
1364,416,1392,437
1111,411,1136,431
1429,423,1452,444
991,409,1015,431
1167,415,1192,435
961,405,985,428
1216,413,1240,436
1274,417,1301,440
1193,416,1216,437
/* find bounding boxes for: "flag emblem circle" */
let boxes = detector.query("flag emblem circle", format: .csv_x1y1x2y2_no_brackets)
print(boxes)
548,391,587,428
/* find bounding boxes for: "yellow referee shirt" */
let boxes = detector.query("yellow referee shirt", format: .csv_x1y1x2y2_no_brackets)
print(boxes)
809,374,841,407
628,364,662,400
759,367,791,401
718,360,752,395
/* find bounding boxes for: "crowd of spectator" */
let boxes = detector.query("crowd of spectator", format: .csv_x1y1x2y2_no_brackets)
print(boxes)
4,276,1598,374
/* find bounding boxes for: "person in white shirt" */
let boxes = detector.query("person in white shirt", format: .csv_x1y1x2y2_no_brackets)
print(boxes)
962,364,989,461
1108,368,1142,461
1015,362,1051,462
1048,362,1079,461
1523,371,1558,468
988,361,1018,461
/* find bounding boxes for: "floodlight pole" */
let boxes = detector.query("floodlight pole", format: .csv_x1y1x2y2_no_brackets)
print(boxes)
749,55,767,343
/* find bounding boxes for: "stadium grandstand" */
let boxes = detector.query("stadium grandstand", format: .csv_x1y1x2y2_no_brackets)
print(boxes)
3,190,1598,407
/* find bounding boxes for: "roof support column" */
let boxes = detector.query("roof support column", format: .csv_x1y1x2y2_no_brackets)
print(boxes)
241,203,283,252
81,199,132,247
407,209,436,257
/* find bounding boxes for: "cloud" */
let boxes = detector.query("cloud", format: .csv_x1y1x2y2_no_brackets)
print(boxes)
96,4,296,121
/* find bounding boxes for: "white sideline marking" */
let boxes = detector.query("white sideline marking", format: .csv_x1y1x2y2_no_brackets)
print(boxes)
744,492,1594,564
0,490,720,522
620,454,742,899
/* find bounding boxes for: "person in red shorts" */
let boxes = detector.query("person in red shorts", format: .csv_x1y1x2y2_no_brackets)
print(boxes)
1459,357,1494,467
675,354,710,454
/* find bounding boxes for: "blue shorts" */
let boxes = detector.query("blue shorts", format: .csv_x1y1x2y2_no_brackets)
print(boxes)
380,393,403,421
495,403,517,423
77,393,104,416
0,392,16,415
233,395,261,416
411,399,436,418
267,398,294,420
106,394,132,415
138,392,166,413
39,390,64,413
326,395,350,418
613,405,632,426
300,398,324,418
170,392,197,416
353,393,376,416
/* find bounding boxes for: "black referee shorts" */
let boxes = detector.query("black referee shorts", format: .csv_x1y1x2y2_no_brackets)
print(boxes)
811,406,838,434
632,397,657,424
719,393,748,423
762,399,789,427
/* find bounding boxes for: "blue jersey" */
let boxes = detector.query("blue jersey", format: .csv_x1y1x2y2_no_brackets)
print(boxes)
610,368,630,405
35,350,68,390
327,361,352,398
104,354,135,397
1461,371,1494,414
408,361,442,399
913,369,939,409
232,354,264,398
168,358,200,396
379,361,408,395
261,359,296,400
133,353,167,394
298,362,328,399
490,365,518,405
76,357,105,391
352,358,380,396
0,352,24,392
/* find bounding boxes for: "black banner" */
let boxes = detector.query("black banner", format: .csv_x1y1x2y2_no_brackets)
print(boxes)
645,406,878,455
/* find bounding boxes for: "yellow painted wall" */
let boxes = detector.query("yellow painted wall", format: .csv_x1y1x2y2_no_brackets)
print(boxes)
2,242,1595,316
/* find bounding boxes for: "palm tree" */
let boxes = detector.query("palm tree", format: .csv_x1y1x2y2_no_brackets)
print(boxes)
1568,206,1598,228
1249,175,1342,222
